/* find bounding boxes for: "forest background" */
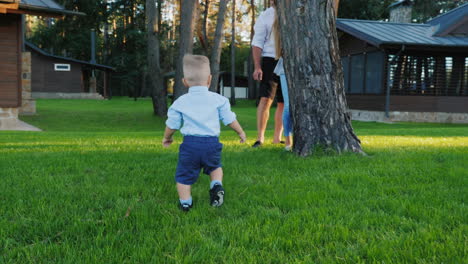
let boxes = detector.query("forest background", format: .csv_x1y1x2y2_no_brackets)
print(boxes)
26,0,466,97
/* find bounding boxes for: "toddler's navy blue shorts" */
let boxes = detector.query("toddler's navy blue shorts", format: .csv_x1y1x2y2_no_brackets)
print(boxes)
175,136,223,185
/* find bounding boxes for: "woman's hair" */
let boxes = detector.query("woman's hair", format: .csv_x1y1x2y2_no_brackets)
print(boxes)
273,10,282,60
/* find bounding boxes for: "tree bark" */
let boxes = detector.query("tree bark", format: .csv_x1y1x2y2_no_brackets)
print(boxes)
230,0,236,105
209,0,228,93
276,0,363,156
146,0,167,116
200,0,210,54
174,0,198,100
247,0,256,99
103,0,109,63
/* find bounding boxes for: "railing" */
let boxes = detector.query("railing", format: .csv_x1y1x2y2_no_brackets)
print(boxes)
386,54,468,96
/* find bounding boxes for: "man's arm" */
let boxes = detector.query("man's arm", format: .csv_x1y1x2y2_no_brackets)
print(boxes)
252,46,263,81
162,126,177,147
228,120,246,143
251,11,266,81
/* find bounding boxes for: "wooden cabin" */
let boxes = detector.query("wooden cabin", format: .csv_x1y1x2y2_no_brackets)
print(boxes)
337,2,468,123
26,41,113,98
0,0,83,129
0,12,22,109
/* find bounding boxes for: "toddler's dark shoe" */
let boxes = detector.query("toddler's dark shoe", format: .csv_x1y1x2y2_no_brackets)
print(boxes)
209,184,224,207
179,202,193,212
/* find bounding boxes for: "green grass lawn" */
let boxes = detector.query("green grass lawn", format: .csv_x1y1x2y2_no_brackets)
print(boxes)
1,98,467,263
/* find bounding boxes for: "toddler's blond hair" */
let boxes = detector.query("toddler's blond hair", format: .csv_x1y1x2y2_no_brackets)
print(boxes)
183,54,211,86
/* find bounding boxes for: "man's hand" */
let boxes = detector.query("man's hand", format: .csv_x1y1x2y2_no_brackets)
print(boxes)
162,137,173,148
252,46,263,81
238,131,246,143
253,67,263,81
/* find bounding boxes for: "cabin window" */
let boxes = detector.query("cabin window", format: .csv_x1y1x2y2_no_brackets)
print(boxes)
365,52,384,94
342,51,385,95
342,56,350,92
54,64,71,71
350,54,365,94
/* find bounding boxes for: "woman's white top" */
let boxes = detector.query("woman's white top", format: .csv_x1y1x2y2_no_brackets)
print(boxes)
251,7,276,58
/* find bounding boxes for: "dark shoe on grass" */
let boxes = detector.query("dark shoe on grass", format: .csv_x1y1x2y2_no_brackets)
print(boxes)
209,184,224,207
179,202,192,212
252,141,263,148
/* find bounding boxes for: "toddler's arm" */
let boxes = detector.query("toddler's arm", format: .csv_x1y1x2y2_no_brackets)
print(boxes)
228,120,246,143
162,126,177,147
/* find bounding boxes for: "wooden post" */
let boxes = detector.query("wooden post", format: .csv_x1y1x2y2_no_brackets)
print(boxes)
103,71,108,98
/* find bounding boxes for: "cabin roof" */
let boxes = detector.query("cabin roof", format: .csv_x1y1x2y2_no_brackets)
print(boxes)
426,2,468,36
19,0,85,16
26,41,114,71
336,18,468,48
0,0,85,16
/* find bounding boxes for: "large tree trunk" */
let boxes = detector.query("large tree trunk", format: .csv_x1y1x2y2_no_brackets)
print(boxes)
146,0,167,116
200,0,210,54
174,0,198,100
103,0,109,63
276,0,363,156
247,0,256,99
230,0,236,105
209,0,229,93
103,0,110,98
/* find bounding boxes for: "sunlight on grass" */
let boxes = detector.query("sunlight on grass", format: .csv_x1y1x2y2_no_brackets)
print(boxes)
1,99,467,263
3,135,467,154
362,136,468,148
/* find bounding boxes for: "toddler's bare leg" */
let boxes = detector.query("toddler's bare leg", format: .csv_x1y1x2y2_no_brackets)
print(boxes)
176,183,191,200
210,167,223,182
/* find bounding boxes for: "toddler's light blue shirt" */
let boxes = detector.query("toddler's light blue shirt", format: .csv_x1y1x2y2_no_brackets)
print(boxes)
165,86,237,137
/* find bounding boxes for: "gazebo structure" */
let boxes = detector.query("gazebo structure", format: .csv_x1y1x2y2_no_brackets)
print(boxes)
337,2,468,123
0,0,83,130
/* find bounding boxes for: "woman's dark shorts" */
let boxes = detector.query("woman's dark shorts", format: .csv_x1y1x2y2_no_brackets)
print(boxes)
175,136,223,185
259,57,284,103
